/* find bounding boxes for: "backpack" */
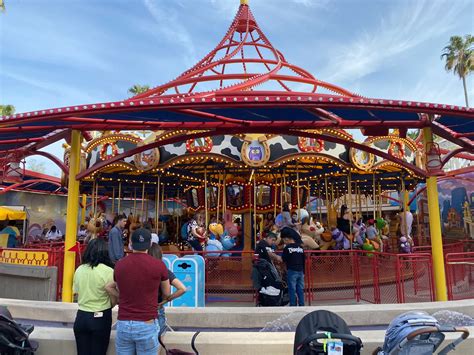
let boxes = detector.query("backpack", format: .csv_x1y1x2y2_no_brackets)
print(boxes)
181,222,189,241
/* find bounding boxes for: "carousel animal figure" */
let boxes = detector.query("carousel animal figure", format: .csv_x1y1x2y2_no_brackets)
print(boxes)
87,212,106,241
299,217,320,250
331,227,350,250
352,221,363,248
399,236,412,253
206,222,224,257
365,219,381,251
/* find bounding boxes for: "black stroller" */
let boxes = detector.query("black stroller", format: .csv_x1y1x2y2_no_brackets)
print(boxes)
251,258,289,306
0,307,38,354
294,310,363,355
374,311,470,355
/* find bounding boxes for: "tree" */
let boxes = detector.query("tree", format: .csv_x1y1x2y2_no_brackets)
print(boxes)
0,105,15,116
128,84,150,96
0,0,5,13
441,35,474,107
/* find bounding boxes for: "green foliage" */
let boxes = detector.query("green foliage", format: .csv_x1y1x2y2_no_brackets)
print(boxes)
0,105,15,116
128,84,150,96
441,35,474,107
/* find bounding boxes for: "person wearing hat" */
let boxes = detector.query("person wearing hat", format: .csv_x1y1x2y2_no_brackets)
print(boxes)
113,228,170,355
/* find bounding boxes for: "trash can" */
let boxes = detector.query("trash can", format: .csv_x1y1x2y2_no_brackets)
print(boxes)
171,255,205,307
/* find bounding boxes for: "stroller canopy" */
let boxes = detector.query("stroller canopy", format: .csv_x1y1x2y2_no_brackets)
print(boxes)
382,311,439,354
294,310,361,354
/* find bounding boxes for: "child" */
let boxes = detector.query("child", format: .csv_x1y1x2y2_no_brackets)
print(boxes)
281,227,305,306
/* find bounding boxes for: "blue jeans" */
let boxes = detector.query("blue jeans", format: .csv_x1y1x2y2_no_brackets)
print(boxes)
287,269,305,306
116,319,160,355
158,307,167,337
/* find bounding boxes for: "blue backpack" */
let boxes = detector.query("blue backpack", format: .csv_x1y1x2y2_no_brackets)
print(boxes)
181,222,189,241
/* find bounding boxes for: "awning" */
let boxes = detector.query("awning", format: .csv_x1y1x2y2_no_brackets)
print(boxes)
0,206,27,220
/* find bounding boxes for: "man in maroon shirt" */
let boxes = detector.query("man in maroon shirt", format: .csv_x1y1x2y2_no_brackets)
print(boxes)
114,228,170,355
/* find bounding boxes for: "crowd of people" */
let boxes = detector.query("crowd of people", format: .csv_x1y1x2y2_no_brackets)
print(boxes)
72,226,186,355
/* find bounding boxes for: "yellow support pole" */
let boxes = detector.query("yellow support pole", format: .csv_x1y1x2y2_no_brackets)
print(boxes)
423,127,447,301
80,194,86,225
62,130,82,302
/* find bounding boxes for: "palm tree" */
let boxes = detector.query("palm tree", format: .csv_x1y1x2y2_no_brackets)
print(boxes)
128,84,150,96
441,35,474,107
0,105,15,116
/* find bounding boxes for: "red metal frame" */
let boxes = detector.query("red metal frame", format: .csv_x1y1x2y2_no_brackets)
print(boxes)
0,1,471,171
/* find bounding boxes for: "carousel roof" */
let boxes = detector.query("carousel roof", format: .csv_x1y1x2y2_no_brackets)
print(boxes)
0,0,472,162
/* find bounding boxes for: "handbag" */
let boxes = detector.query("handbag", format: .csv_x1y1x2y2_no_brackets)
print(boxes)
159,331,200,355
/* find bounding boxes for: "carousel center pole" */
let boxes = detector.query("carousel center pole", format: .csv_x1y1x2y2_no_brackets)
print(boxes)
62,130,82,302
423,126,447,301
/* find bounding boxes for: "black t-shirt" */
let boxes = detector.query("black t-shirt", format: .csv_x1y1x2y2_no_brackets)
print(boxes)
255,239,273,263
158,269,176,303
282,243,305,272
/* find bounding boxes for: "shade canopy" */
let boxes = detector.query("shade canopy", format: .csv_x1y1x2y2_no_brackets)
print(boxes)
0,207,27,220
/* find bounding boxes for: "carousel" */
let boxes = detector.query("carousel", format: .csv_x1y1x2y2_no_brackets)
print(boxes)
0,0,473,303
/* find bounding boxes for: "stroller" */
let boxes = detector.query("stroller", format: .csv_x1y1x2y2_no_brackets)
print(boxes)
0,307,38,354
294,310,363,355
251,258,289,306
374,311,470,355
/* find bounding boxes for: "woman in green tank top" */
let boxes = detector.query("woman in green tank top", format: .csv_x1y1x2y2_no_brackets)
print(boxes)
73,238,117,355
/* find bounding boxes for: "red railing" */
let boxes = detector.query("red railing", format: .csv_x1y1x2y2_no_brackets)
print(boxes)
0,247,440,304
413,241,464,254
445,252,474,301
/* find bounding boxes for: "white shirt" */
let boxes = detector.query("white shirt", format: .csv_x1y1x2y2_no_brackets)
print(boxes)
47,230,62,240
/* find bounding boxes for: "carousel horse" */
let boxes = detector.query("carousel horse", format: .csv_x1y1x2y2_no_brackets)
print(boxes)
318,227,336,250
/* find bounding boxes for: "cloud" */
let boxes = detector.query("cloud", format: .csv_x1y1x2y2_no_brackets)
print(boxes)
291,0,330,7
143,0,197,66
320,0,470,83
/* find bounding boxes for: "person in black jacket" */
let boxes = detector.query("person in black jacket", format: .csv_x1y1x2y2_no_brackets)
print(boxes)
281,227,305,306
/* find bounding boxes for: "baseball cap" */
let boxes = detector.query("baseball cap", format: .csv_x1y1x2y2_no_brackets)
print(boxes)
131,228,152,251
280,227,300,241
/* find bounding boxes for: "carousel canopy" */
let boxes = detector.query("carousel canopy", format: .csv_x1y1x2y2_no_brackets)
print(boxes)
0,1,472,188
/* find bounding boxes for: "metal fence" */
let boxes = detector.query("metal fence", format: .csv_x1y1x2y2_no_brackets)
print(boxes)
0,246,446,305
445,252,474,301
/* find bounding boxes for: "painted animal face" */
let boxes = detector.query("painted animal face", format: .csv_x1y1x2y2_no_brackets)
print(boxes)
249,145,263,161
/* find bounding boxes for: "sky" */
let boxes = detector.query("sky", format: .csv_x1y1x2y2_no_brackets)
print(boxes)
1,0,473,176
